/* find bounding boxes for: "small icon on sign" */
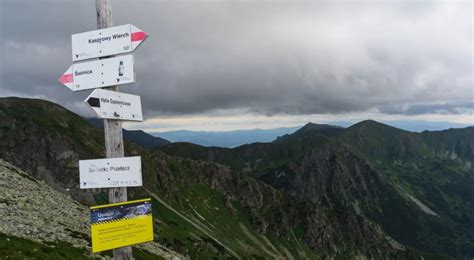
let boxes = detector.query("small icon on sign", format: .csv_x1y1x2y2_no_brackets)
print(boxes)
118,60,124,76
89,165,97,173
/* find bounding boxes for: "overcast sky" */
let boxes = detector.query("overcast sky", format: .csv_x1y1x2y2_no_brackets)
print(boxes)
0,0,472,131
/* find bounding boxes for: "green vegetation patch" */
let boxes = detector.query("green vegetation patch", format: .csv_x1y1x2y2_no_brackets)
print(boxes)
0,232,90,259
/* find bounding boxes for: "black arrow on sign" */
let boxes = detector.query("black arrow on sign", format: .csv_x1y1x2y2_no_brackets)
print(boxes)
87,97,100,108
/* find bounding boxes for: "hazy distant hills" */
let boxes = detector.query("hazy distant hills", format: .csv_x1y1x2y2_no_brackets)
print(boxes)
89,118,471,148
87,118,170,148
152,127,300,147
328,120,473,133
1,97,473,259
152,121,471,148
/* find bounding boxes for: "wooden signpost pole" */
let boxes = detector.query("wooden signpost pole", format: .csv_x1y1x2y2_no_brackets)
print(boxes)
96,0,132,259
60,1,149,257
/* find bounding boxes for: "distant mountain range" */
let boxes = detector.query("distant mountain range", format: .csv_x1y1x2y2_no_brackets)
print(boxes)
368,120,472,133
87,118,170,148
152,127,300,147
152,121,472,148
87,117,471,148
1,97,474,259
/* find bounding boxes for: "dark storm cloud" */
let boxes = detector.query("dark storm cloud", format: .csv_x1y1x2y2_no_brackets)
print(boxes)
0,0,472,118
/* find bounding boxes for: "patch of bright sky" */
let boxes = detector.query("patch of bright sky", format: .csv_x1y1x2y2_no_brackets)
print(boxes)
124,110,473,132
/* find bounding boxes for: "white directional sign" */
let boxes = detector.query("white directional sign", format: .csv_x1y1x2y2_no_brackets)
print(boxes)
85,89,143,121
79,156,142,189
72,24,148,62
59,54,135,91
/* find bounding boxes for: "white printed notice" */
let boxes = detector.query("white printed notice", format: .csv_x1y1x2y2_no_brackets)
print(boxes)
79,156,142,189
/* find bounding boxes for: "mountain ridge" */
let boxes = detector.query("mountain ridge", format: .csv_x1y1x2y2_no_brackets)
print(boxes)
161,116,474,258
0,97,419,258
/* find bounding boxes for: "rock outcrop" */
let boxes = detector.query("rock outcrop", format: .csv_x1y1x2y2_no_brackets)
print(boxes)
0,159,183,259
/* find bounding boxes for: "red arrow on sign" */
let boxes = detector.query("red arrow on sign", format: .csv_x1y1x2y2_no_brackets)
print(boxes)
58,67,74,90
130,25,148,52
58,54,135,92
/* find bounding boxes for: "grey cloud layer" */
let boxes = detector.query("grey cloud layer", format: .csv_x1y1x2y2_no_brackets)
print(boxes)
1,0,472,118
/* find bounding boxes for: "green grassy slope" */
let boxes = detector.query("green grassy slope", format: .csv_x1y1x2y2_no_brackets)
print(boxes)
161,119,474,258
0,97,321,259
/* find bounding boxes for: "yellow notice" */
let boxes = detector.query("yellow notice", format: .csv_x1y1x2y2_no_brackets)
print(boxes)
90,199,154,253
